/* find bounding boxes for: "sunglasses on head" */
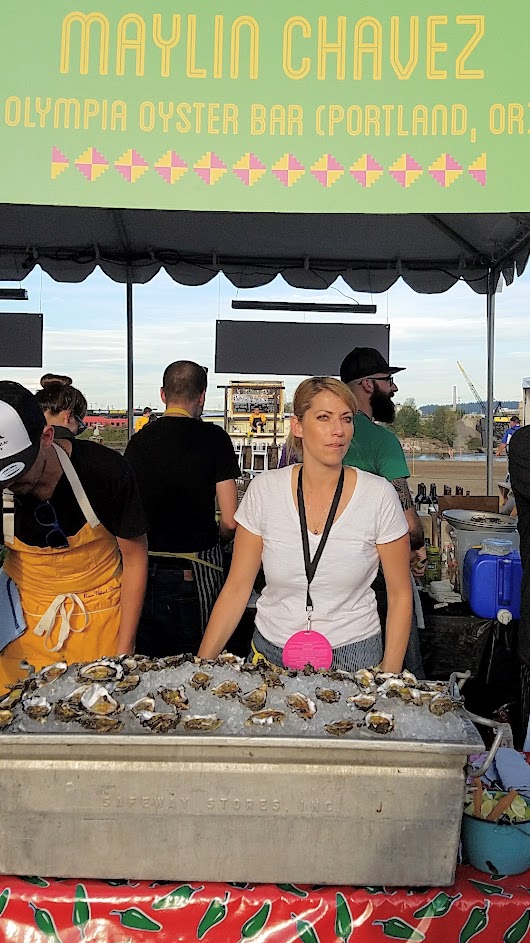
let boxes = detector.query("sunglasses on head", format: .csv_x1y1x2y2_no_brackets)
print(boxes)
74,415,87,435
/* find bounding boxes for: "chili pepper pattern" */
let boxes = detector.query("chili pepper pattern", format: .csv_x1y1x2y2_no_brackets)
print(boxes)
29,902,63,942
72,883,90,939
335,892,353,942
152,883,205,911
277,884,309,897
413,892,462,919
1,872,530,941
459,901,490,943
21,876,50,887
469,879,513,898
373,917,425,940
0,889,10,918
110,906,162,932
197,892,230,939
291,912,321,943
504,908,530,943
365,887,397,895
239,901,272,940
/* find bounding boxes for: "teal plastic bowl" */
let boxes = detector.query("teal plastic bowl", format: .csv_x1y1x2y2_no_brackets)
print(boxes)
462,810,530,876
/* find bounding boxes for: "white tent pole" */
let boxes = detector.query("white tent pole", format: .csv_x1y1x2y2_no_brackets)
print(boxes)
486,269,495,495
126,269,134,441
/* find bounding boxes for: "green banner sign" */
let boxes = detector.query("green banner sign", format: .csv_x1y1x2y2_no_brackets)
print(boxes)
0,1,527,212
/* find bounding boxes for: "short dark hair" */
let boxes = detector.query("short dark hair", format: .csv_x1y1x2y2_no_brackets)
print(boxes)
162,361,208,402
142,406,152,415
510,415,520,423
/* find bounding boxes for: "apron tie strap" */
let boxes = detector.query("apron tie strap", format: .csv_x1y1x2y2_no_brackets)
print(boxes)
147,550,223,572
33,593,89,653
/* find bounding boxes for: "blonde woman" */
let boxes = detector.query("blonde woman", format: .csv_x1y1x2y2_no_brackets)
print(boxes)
198,377,412,672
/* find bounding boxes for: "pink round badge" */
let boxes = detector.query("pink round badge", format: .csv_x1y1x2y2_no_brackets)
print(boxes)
282,630,333,671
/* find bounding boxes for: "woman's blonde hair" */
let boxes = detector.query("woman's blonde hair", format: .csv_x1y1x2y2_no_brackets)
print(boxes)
286,376,357,460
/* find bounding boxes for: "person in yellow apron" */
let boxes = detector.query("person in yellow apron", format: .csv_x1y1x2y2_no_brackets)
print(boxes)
0,381,148,695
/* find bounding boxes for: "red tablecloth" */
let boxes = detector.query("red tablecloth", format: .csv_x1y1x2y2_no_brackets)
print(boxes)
1,866,530,942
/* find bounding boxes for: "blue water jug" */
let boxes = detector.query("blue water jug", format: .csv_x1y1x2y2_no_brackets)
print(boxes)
463,548,522,620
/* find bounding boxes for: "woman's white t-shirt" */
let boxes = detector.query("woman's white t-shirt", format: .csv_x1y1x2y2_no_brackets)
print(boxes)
234,465,408,649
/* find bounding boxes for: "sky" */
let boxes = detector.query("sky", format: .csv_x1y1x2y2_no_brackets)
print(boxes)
1,263,528,412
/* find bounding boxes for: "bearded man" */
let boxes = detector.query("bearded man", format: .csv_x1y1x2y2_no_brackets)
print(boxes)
340,347,426,676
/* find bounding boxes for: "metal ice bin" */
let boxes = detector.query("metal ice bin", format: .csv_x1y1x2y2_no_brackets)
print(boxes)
0,719,484,886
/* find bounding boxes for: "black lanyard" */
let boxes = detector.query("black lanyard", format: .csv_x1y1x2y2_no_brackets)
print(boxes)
297,466,344,615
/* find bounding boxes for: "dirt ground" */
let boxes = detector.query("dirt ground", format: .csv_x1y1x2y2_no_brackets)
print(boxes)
406,457,509,499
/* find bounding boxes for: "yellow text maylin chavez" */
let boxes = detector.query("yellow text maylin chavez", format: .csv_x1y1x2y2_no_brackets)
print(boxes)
59,12,485,81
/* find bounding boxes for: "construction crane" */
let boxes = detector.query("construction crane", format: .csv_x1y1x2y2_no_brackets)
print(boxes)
456,361,502,415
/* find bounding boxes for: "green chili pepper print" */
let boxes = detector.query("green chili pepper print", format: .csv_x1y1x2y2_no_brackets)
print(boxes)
152,883,205,911
110,907,162,932
277,884,309,897
21,876,50,887
238,901,272,941
459,901,490,943
197,892,230,939
413,892,462,919
373,918,425,941
335,892,353,942
469,880,513,899
291,912,321,943
29,902,63,942
72,883,90,938
0,889,10,918
504,908,530,943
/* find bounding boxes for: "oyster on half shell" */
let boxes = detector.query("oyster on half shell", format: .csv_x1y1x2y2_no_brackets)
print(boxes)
244,709,286,727
130,696,156,715
22,695,52,722
183,715,223,731
36,662,68,686
315,687,341,704
78,659,123,682
80,684,121,716
428,694,456,716
189,672,211,691
239,683,268,711
286,693,317,720
159,686,189,710
0,709,14,730
114,674,141,694
347,693,376,712
212,680,241,699
138,711,181,733
324,719,358,737
365,710,394,735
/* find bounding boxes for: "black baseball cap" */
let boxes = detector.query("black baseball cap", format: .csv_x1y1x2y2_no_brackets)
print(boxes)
340,347,406,384
0,381,45,484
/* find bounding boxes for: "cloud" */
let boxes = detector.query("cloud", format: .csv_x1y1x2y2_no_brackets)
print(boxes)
1,265,528,410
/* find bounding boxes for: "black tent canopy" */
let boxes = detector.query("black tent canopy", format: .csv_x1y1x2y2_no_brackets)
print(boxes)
1,205,530,293
2,203,530,491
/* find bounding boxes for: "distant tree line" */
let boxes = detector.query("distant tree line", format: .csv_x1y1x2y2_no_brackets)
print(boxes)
420,400,519,415
393,399,464,447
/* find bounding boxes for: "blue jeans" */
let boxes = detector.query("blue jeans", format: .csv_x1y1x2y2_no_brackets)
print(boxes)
135,563,202,657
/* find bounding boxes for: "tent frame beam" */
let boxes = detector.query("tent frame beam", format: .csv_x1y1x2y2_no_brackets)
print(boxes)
486,268,496,496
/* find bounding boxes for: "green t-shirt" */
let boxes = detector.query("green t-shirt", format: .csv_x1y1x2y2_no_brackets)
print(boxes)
343,412,409,482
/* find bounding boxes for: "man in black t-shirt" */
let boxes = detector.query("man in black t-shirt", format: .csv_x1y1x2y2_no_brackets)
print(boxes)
125,361,240,656
509,426,530,735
